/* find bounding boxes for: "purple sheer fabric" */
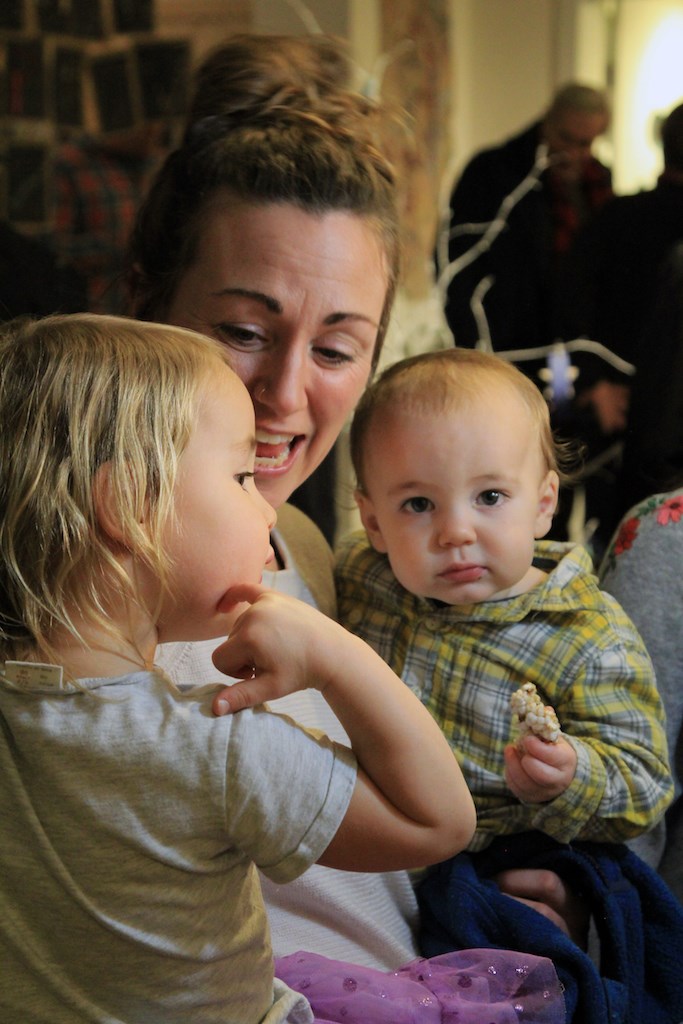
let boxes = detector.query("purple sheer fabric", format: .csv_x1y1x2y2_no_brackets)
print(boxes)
276,948,565,1023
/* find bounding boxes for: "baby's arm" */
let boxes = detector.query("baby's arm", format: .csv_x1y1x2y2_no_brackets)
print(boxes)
504,734,578,803
211,583,476,871
507,635,672,843
505,682,577,803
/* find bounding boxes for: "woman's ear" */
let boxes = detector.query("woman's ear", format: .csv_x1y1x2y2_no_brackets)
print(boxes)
93,463,129,547
354,489,388,553
534,470,560,539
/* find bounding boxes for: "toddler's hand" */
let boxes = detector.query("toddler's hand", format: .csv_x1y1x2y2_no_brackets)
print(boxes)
210,583,345,716
503,734,577,803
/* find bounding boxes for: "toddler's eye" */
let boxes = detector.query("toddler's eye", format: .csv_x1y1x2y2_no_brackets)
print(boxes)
235,472,255,489
478,490,502,507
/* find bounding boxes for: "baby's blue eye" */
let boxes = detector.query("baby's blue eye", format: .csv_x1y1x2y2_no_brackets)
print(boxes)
403,496,433,513
479,490,502,506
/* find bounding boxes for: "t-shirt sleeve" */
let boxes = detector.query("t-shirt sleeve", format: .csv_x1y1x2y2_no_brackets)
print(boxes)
223,705,357,883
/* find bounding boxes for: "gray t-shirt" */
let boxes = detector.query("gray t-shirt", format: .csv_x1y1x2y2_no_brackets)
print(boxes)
158,533,421,972
0,667,356,1023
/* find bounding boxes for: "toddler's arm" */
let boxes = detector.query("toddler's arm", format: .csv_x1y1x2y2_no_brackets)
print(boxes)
211,583,476,871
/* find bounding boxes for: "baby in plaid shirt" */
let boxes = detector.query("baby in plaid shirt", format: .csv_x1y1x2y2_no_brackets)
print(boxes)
336,347,672,852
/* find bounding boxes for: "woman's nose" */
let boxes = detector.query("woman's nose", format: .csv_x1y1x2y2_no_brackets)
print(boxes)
254,347,308,415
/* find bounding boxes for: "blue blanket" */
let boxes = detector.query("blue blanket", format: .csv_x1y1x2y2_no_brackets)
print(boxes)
417,832,683,1023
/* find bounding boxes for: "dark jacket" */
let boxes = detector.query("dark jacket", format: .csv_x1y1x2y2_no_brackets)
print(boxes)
441,121,612,357
561,175,683,387
618,240,683,512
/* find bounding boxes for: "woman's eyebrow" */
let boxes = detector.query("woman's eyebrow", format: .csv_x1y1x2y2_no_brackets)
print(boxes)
213,287,282,314
212,289,378,328
325,311,380,328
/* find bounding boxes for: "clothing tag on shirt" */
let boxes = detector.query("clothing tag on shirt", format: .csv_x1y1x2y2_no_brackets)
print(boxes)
4,661,64,690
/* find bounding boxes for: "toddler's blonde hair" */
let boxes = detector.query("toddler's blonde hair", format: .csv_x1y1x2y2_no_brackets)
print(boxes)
0,313,229,666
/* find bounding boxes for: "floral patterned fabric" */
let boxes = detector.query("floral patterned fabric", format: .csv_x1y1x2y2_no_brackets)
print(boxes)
601,492,683,573
600,489,683,904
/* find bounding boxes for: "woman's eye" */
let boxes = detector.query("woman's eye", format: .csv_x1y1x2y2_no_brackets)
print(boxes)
215,324,264,347
402,496,433,514
478,489,502,507
314,345,354,366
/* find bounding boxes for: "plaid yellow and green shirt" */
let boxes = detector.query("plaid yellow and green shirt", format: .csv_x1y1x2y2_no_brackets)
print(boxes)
335,534,672,852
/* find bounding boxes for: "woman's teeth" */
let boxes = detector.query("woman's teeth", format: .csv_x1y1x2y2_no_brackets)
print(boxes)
255,431,294,468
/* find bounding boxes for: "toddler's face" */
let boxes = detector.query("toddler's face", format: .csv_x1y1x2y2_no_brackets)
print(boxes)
155,365,276,643
356,388,558,604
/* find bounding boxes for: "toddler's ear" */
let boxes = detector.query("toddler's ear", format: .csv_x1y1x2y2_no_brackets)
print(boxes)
93,463,129,547
535,470,560,538
354,489,388,554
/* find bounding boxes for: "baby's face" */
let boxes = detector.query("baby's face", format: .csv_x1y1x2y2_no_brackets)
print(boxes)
356,388,558,604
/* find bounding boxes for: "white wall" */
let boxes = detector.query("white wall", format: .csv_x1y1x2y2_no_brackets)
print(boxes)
611,0,683,193
251,0,348,36
448,0,557,177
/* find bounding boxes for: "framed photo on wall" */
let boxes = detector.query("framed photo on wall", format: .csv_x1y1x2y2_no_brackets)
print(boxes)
7,39,44,119
113,0,154,33
135,40,190,120
53,47,84,128
6,145,47,222
91,51,135,132
0,0,24,31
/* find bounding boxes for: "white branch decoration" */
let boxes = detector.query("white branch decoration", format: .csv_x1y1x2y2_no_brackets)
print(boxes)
436,143,550,297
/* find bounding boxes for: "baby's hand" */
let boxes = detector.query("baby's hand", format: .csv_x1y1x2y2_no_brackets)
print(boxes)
504,734,578,803
210,583,349,715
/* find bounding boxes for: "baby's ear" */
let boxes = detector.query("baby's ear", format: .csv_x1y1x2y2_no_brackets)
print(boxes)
354,489,388,554
535,470,560,538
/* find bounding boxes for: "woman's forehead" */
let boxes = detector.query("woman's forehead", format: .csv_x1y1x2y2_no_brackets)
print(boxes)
185,199,389,309
196,195,386,260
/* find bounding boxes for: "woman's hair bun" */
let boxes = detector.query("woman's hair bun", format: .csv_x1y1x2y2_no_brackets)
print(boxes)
187,33,354,125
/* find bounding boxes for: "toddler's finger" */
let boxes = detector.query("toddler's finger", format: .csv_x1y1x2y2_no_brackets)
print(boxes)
212,688,233,716
212,675,272,715
216,582,266,612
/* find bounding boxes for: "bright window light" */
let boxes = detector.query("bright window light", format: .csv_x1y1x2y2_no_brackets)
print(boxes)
614,4,683,192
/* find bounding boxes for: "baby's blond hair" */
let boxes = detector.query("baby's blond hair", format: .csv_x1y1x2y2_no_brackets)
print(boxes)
351,348,575,493
0,313,229,667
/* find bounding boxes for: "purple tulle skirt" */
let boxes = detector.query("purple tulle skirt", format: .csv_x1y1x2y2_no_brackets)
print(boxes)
276,948,565,1023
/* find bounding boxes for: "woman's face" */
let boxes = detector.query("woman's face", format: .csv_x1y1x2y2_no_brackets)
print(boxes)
166,198,389,509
